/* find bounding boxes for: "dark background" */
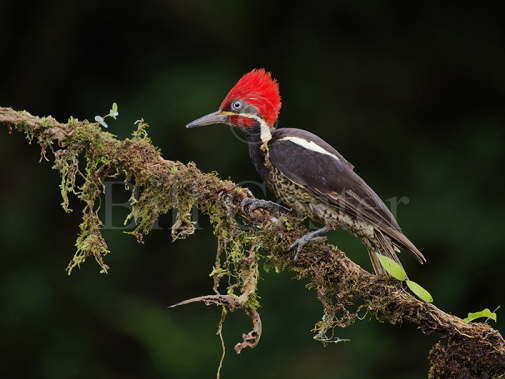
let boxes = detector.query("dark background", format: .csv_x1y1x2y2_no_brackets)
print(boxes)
1,1,504,378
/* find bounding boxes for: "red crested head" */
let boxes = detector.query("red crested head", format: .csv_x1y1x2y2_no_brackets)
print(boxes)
219,69,282,127
186,69,282,132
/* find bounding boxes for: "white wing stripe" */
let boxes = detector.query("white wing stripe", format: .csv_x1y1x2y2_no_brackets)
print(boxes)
278,136,341,161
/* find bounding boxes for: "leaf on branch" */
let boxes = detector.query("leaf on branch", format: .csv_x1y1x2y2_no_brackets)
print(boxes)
464,308,497,323
109,102,119,119
406,280,433,303
376,254,407,281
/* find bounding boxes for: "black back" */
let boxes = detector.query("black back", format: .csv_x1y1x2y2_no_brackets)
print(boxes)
269,128,401,231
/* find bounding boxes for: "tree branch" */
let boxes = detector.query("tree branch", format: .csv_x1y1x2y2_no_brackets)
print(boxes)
1,106,504,378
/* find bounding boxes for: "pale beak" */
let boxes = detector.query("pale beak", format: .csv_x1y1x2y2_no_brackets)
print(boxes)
186,111,228,128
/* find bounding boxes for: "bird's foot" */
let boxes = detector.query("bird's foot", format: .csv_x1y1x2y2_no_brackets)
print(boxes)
241,198,291,216
289,226,330,261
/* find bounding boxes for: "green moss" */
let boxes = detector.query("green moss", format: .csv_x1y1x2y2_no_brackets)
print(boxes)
3,107,504,376
12,109,386,344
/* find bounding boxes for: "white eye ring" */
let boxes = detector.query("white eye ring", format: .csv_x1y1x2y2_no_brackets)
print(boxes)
232,100,243,110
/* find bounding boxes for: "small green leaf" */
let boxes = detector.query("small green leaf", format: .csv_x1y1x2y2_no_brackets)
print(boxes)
109,102,119,119
463,308,497,323
376,254,407,281
94,115,108,128
406,280,433,303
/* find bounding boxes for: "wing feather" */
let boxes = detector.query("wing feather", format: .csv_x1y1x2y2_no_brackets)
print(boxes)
269,128,425,263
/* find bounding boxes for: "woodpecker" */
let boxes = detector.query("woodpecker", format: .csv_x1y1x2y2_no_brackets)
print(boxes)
186,69,425,275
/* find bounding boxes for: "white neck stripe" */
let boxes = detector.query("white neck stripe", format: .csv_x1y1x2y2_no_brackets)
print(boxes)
235,112,272,143
278,136,341,162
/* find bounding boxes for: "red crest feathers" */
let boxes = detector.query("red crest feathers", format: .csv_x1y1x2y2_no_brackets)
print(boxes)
220,69,282,126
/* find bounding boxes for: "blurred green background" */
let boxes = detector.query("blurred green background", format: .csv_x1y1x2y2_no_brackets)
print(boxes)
1,1,504,378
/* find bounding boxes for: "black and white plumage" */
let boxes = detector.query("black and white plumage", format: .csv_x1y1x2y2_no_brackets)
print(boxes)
246,126,425,274
186,68,425,275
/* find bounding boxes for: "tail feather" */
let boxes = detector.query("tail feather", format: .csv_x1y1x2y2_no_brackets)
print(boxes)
383,226,426,264
368,249,387,276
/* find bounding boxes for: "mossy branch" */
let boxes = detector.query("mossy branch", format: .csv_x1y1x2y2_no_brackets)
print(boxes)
1,106,504,378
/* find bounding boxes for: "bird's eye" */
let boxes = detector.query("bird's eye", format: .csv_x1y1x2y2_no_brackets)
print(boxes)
231,100,243,111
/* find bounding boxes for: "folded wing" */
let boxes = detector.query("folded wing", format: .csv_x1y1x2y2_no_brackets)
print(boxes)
269,128,425,264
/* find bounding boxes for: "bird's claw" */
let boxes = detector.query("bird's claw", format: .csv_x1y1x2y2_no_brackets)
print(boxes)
241,198,291,216
290,236,327,261
289,227,329,261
